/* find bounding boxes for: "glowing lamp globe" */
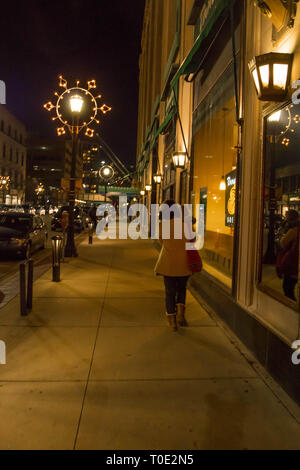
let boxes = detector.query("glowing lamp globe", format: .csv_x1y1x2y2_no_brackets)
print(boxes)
219,177,226,191
70,94,84,113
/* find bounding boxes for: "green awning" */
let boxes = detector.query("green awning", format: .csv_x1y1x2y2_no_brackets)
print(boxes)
154,106,177,140
171,0,230,88
98,186,139,194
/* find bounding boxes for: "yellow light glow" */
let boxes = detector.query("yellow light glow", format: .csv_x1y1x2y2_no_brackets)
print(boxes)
57,127,66,136
268,110,281,122
59,76,67,88
219,177,226,191
85,128,94,137
145,185,152,191
172,152,186,168
273,64,288,89
100,104,112,114
88,79,96,89
140,190,145,196
282,137,290,146
259,64,269,87
70,94,83,113
252,69,260,94
44,101,55,111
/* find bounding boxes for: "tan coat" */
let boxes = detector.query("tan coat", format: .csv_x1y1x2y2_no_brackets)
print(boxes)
154,218,193,277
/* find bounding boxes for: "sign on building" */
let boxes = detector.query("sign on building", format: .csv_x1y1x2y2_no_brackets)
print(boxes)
225,169,236,227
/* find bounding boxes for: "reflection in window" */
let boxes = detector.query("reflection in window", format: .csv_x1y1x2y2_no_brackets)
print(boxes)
261,103,300,304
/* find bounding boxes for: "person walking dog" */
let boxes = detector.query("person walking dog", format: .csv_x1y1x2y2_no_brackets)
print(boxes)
154,200,202,331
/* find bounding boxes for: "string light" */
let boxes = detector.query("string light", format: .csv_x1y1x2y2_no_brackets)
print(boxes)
59,75,68,88
44,76,111,142
282,137,290,146
88,79,96,89
57,127,66,136
44,102,55,111
99,104,112,114
85,128,94,137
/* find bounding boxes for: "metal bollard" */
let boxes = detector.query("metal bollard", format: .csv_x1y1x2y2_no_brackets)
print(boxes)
51,235,63,282
20,259,34,316
27,259,34,310
88,222,94,244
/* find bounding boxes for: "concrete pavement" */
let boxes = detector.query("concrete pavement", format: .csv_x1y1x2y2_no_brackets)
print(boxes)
0,234,300,449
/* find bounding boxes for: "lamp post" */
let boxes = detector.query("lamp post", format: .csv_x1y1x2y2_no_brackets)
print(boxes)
44,76,111,257
153,174,162,204
0,176,10,204
99,164,114,202
35,183,45,203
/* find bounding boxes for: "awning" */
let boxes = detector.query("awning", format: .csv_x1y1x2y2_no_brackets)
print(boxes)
154,105,177,140
171,0,230,88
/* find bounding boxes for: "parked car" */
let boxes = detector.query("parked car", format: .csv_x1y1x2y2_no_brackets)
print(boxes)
51,206,85,232
0,212,47,259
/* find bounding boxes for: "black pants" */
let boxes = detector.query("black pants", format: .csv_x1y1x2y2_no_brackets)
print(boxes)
283,275,297,301
164,276,189,314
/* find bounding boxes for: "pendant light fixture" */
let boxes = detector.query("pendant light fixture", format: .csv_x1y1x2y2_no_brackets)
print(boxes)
219,108,228,191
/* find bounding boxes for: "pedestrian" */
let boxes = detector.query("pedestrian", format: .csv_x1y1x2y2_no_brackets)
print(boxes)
60,210,69,261
89,204,98,231
154,199,200,331
276,209,299,301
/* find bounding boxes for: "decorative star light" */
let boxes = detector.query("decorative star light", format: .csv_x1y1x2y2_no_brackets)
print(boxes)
43,75,111,137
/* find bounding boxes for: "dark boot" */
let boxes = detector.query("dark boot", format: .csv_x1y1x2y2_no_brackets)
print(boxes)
166,313,177,331
176,303,188,326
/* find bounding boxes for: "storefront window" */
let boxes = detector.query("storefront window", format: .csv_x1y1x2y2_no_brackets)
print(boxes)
260,103,300,305
192,66,238,288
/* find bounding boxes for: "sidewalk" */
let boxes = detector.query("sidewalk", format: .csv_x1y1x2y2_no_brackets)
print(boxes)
0,234,300,450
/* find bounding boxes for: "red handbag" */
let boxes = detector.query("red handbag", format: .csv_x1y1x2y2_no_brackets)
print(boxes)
187,249,203,273
276,233,299,278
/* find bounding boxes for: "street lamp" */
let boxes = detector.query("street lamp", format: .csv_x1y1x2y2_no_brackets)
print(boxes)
0,176,10,203
172,151,187,169
145,184,152,192
99,164,114,202
248,52,293,101
44,75,111,257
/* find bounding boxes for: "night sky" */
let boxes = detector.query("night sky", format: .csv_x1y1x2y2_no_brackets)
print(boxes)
0,0,145,165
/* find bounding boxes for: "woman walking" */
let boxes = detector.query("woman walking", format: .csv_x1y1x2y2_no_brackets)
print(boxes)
154,200,198,331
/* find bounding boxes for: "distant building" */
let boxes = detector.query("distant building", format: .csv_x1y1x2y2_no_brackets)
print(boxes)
0,104,26,204
26,135,82,204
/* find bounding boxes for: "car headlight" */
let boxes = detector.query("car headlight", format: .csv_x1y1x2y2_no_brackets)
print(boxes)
9,238,26,245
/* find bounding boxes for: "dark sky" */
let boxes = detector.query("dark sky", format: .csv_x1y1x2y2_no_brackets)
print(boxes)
0,0,145,165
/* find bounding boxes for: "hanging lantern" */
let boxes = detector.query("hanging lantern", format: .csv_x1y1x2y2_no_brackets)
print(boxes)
140,190,145,196
172,151,187,168
248,52,293,101
219,176,226,191
145,184,152,191
153,174,162,184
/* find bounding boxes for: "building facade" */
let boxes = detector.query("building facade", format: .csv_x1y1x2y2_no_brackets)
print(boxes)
137,0,300,403
0,105,26,204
